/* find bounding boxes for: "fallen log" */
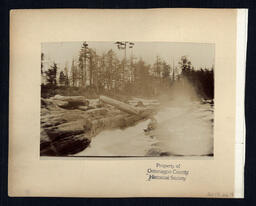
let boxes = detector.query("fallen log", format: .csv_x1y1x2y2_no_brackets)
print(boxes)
99,95,156,119
51,95,89,105
86,108,108,116
100,95,141,115
41,95,158,156
48,95,90,109
51,95,87,102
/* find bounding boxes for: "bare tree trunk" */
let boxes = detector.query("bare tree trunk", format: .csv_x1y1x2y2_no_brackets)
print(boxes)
100,95,140,115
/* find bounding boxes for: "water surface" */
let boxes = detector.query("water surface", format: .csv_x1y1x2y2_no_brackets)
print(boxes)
75,100,213,157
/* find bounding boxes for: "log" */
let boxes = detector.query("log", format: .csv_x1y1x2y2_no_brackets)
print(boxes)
51,95,89,106
41,95,158,156
86,108,108,116
99,95,141,115
48,95,90,109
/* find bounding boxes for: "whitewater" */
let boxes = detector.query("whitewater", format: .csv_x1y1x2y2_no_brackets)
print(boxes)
75,99,213,157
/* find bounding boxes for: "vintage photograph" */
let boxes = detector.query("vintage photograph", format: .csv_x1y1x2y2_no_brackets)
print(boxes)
40,41,214,157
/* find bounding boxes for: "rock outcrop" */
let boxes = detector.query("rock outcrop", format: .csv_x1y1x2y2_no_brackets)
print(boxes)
41,95,157,156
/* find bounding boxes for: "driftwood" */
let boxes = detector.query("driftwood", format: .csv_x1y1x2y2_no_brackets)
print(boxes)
100,95,142,115
100,95,155,118
51,95,89,103
50,95,90,109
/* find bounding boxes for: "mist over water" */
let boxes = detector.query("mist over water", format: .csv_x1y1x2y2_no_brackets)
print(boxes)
75,79,214,157
41,41,214,157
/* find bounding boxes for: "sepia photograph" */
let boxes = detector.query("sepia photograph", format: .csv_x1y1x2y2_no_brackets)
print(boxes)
40,41,214,157
9,9,246,198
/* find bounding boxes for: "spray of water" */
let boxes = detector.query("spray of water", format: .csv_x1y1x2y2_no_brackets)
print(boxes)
75,77,213,157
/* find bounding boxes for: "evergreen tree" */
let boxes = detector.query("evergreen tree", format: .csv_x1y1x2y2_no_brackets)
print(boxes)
70,59,77,87
45,62,58,86
179,56,192,75
41,52,44,74
79,42,89,87
59,71,66,86
64,65,69,86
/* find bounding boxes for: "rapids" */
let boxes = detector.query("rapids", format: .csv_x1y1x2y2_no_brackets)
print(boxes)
75,100,213,157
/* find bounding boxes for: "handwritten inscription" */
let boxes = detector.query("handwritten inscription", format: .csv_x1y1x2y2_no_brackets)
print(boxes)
207,192,234,198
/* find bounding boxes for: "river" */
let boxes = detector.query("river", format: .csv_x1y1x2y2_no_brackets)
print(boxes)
75,100,213,157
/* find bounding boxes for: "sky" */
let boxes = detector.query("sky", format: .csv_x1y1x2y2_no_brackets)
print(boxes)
41,41,215,71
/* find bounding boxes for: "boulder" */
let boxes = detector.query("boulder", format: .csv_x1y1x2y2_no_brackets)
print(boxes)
40,95,157,156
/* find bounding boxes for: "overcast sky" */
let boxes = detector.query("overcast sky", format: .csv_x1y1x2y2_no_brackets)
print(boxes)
42,41,215,71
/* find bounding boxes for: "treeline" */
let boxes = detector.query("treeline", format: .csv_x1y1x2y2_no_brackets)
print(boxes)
179,56,214,99
41,42,214,100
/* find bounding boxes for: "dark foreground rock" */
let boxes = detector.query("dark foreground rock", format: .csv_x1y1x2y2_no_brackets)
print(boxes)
41,95,157,156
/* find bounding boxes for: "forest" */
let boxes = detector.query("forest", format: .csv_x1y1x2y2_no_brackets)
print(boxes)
41,41,214,101
40,41,214,157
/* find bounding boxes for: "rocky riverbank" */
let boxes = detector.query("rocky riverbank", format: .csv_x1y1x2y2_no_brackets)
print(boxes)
40,95,158,156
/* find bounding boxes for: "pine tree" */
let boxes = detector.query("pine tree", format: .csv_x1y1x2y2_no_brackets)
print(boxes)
45,62,58,86
64,65,69,86
79,42,89,87
70,59,77,87
59,71,66,86
179,56,192,74
41,52,44,74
